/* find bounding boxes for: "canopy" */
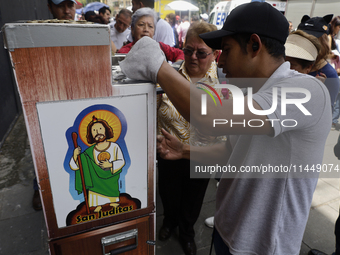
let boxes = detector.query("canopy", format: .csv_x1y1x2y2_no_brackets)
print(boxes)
75,0,83,8
83,2,109,13
164,1,199,11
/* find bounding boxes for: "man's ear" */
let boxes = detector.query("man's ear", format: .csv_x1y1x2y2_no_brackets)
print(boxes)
213,50,219,60
249,34,262,56
140,2,145,7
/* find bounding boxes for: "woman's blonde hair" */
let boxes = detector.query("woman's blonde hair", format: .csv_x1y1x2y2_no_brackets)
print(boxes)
317,33,331,63
185,22,217,49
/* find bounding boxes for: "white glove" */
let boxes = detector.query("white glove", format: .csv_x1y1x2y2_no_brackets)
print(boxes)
119,36,166,83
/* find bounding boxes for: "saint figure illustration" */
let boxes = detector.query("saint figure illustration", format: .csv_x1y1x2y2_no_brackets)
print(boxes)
69,115,125,212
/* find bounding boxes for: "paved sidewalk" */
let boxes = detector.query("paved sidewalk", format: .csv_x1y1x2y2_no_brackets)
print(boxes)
0,115,339,255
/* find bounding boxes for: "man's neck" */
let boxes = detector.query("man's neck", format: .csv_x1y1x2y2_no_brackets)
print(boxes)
95,140,110,151
247,58,285,93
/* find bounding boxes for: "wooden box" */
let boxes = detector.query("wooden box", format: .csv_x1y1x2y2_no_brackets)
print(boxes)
2,23,156,254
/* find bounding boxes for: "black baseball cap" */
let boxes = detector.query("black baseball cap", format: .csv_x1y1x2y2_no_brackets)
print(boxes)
199,2,289,49
297,14,333,38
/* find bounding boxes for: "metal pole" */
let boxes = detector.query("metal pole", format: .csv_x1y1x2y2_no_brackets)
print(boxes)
310,0,316,17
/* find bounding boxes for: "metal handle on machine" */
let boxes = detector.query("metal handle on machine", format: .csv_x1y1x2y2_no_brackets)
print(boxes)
102,229,138,255
109,244,137,255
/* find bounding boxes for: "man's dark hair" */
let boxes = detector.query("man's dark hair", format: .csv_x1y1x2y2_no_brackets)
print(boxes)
99,6,111,14
84,11,96,21
191,15,199,22
86,116,114,144
231,33,285,59
118,8,132,19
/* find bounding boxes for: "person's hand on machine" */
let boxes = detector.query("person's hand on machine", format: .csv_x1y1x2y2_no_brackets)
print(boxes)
119,36,166,83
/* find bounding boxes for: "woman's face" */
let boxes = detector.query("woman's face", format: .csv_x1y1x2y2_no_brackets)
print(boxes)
132,16,155,42
334,25,340,36
286,56,312,74
184,37,218,78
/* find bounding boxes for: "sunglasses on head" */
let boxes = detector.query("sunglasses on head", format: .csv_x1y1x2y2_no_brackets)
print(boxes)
182,48,213,59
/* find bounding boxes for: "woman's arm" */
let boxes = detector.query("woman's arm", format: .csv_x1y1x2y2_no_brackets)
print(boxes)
117,42,133,53
159,42,184,62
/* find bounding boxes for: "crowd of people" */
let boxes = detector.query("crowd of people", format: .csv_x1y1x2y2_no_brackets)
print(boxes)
39,0,340,255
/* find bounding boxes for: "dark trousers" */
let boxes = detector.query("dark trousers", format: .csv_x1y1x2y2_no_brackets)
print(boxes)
335,211,340,255
33,177,39,191
158,157,210,242
213,228,232,255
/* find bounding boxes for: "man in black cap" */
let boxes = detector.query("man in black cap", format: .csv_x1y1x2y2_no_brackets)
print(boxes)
120,2,331,254
47,0,76,20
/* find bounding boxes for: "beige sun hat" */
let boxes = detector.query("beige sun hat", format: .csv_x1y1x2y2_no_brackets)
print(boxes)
285,33,318,61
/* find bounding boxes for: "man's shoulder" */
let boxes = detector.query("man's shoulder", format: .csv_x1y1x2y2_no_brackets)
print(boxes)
281,72,325,90
122,28,130,36
269,63,325,90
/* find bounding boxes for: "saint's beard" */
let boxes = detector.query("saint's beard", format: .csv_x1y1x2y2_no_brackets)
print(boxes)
94,134,106,143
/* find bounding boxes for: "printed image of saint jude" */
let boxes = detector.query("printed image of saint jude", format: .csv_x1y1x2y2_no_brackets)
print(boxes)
66,114,140,226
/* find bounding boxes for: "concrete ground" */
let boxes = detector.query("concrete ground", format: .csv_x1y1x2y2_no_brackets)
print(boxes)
0,114,340,255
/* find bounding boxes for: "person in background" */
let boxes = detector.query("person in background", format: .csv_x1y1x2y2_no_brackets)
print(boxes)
165,13,179,48
285,30,321,74
118,8,183,62
191,15,199,25
175,15,181,29
130,0,174,46
84,11,97,22
98,6,111,24
329,16,340,52
157,22,224,255
110,9,132,51
329,13,340,133
47,0,76,20
331,49,340,130
83,9,117,52
288,20,294,33
298,15,340,116
177,16,190,48
200,13,209,22
84,11,107,24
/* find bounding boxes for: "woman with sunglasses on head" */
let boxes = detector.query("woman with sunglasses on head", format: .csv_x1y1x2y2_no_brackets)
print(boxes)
118,7,184,62
157,22,227,255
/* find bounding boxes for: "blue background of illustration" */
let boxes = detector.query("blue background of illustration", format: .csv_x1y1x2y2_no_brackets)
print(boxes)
63,104,131,202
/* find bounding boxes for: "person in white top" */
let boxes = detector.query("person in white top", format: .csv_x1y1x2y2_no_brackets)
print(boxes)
110,9,132,50
129,0,174,46
177,16,190,48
